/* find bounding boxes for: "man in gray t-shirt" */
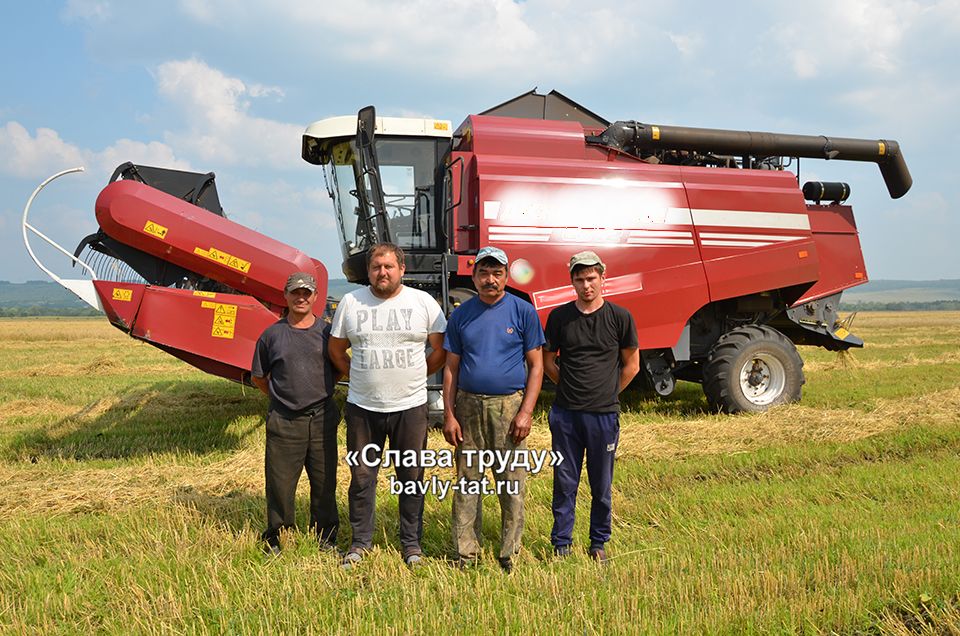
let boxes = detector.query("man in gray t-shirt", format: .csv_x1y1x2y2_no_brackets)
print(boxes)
329,243,446,567
251,271,339,556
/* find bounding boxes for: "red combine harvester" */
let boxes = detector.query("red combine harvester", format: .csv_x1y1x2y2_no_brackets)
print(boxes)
24,91,911,413
301,91,911,412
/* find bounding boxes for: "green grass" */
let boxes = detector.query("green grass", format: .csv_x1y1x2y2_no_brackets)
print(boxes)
1,313,959,634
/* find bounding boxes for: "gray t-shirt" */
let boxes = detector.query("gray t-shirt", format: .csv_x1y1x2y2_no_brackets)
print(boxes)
330,285,446,412
251,317,335,417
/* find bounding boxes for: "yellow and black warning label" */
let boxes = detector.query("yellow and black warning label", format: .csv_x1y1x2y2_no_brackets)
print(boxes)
143,221,169,239
194,246,251,274
112,287,133,302
200,301,237,339
192,291,217,298
211,325,235,339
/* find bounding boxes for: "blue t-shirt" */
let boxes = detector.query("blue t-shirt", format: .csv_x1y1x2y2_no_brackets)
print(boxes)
444,293,545,395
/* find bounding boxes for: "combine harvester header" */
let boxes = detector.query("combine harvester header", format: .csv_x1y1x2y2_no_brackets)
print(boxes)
23,162,327,383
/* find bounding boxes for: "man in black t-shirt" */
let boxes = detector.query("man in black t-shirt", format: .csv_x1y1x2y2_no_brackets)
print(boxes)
251,272,340,556
543,251,640,562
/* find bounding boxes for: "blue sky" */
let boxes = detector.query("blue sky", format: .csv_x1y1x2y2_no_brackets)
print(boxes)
2,0,958,283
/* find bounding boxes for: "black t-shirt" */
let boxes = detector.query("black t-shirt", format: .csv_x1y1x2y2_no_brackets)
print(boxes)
544,301,639,413
251,317,335,417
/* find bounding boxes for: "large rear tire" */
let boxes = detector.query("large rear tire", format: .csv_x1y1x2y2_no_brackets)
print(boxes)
703,325,804,413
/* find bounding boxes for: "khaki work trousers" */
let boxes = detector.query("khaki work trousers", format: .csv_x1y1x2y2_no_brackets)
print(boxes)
452,390,527,561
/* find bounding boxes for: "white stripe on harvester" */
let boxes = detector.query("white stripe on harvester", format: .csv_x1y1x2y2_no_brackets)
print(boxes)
691,209,811,230
699,232,806,242
701,240,772,248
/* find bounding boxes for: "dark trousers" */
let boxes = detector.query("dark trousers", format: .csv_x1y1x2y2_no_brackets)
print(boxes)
345,402,428,555
549,404,620,549
263,400,340,544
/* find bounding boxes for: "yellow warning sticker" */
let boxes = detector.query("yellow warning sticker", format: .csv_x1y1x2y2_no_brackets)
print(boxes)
143,221,168,239
434,121,450,131
652,126,661,141
112,288,133,302
878,141,886,156
192,291,216,298
200,301,238,339
211,326,235,339
193,246,251,273
834,327,850,340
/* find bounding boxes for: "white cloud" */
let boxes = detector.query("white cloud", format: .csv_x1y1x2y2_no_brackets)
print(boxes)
668,32,703,58
61,0,112,22
762,0,925,79
0,123,85,179
0,121,189,182
154,59,304,169
149,0,645,81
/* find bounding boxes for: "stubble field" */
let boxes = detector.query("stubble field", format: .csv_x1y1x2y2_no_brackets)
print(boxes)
1,312,959,634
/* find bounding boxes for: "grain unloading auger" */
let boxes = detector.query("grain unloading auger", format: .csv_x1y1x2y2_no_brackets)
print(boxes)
22,162,328,384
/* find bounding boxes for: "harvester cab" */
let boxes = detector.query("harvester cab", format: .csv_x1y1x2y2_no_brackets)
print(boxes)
301,108,454,291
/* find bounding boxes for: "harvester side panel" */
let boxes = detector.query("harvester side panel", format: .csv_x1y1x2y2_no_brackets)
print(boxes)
93,281,145,331
680,166,820,303
130,286,279,381
461,116,711,348
95,180,328,308
795,205,867,305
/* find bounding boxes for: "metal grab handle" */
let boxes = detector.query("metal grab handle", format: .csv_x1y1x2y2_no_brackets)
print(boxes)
21,166,98,283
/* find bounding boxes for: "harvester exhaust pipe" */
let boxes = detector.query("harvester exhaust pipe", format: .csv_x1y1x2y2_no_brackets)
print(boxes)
586,122,912,199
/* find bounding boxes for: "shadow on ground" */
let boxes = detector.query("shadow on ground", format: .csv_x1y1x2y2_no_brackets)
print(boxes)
5,379,265,461
536,382,711,419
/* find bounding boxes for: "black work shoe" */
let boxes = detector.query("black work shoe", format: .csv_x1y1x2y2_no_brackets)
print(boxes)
553,544,572,558
262,537,281,557
341,549,363,569
317,540,338,553
588,545,608,563
498,557,513,574
455,555,479,570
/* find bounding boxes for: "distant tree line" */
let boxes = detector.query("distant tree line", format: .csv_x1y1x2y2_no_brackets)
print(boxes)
0,306,101,317
840,300,960,311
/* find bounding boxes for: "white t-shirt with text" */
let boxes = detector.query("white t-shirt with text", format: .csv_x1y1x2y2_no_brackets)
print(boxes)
330,285,446,412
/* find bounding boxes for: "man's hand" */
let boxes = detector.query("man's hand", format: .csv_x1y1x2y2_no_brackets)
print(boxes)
443,413,463,447
508,409,533,444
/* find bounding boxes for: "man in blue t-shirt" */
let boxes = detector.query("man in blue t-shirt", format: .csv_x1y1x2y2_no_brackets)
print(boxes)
442,246,545,573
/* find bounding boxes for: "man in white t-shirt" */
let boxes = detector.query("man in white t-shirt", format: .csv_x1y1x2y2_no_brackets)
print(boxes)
329,243,446,567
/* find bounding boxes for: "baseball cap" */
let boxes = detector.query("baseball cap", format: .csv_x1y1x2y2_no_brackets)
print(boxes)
568,251,605,273
284,272,317,293
475,246,508,265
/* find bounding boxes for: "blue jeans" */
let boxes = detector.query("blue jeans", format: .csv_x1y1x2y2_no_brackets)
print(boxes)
549,404,620,548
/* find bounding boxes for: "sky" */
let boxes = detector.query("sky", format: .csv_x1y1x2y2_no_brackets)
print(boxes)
2,0,959,284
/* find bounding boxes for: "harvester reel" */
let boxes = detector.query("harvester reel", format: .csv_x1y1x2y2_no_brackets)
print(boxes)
703,325,804,414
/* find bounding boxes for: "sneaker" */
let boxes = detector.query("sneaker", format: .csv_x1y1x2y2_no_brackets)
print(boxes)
588,545,608,563
341,549,363,569
498,557,513,574
553,544,572,558
404,553,424,568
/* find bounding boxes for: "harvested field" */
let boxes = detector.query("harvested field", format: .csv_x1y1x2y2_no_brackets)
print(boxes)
1,313,959,634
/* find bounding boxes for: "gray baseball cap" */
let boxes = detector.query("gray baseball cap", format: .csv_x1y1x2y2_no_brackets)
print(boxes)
475,246,509,265
284,272,317,293
568,251,605,273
